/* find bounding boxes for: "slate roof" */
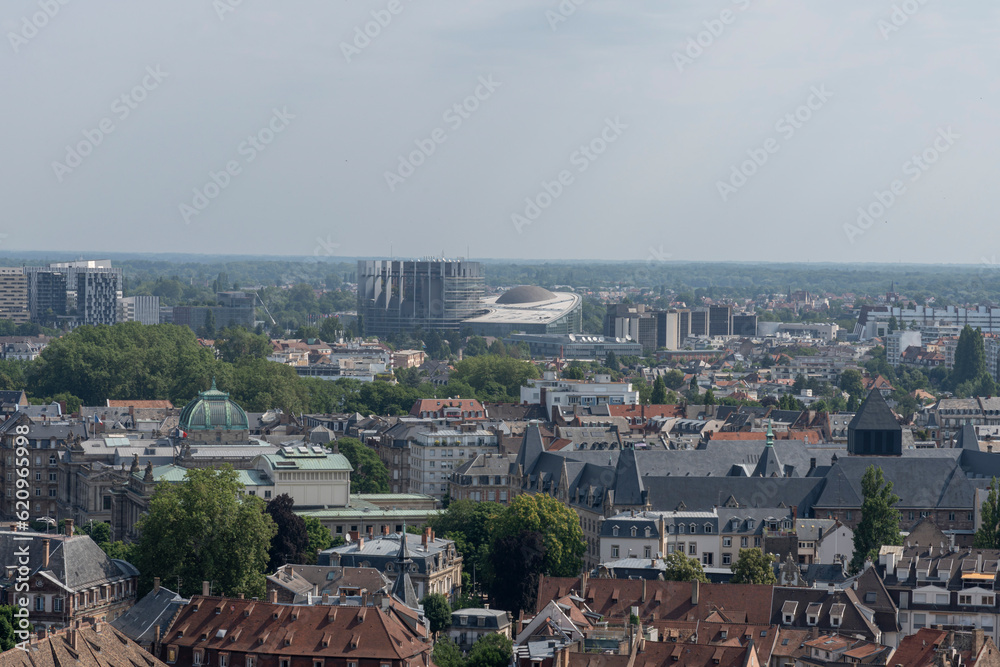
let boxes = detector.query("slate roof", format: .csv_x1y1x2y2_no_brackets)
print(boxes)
955,422,980,450
770,587,881,639
849,389,901,432
814,457,975,510
612,447,645,506
110,585,185,644
0,530,138,592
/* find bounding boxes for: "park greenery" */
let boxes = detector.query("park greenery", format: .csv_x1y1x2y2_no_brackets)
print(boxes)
0,321,543,414
730,548,778,585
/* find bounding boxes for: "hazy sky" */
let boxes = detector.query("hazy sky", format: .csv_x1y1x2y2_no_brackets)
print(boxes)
3,1,998,263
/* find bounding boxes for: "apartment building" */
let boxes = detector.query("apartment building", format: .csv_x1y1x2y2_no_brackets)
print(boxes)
0,267,29,323
408,424,498,501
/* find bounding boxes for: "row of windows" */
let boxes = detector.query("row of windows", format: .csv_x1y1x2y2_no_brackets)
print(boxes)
275,472,344,481
180,650,391,667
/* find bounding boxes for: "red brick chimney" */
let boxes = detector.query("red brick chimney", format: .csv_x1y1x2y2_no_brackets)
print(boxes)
65,519,74,537
269,589,278,604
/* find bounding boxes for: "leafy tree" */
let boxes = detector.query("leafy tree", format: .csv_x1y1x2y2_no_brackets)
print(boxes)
266,494,309,570
429,500,504,596
490,530,546,615
303,517,333,563
132,466,277,598
200,309,217,338
335,437,389,493
975,477,1000,549
490,493,585,579
952,325,987,388
605,351,620,371
703,388,716,405
730,548,777,585
319,317,343,343
80,520,112,544
214,327,272,363
562,366,585,380
661,551,708,582
466,633,514,667
0,605,31,651
101,541,136,562
651,376,668,404
850,465,903,573
295,325,321,341
451,356,540,402
839,369,865,399
888,315,898,333
792,374,807,394
432,636,466,667
421,593,452,635
662,369,686,390
464,336,489,357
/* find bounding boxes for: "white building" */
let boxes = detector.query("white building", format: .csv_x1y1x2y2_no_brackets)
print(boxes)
408,425,498,501
887,330,922,366
520,372,639,420
252,444,352,508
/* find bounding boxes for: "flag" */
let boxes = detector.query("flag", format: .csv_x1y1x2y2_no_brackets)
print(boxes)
177,429,188,439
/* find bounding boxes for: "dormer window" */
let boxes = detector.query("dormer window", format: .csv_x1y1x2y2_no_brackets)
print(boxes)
644,527,651,538
612,526,619,537
704,524,712,534
689,523,696,534
630,526,637,537
747,520,755,529
679,524,685,534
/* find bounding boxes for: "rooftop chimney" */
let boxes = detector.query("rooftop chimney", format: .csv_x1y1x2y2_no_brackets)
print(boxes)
691,579,700,605
202,581,210,596
65,519,74,537
43,539,50,568
154,577,160,595
269,589,278,604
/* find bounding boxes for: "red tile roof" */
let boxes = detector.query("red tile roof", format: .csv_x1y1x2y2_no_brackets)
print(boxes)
537,577,773,625
106,399,175,409
891,628,950,667
163,596,430,663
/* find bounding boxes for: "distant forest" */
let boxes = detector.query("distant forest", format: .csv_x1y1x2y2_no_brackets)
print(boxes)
2,252,999,309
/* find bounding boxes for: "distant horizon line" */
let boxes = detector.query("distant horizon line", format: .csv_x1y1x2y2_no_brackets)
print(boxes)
0,250,990,269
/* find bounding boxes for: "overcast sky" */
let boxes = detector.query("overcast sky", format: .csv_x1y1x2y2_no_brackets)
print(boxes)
2,1,998,263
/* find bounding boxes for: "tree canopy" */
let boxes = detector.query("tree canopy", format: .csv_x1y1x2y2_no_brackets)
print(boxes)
851,465,903,573
975,477,1000,549
730,548,777,585
266,494,309,571
490,493,585,578
132,466,276,598
335,437,389,494
421,593,452,635
661,551,708,582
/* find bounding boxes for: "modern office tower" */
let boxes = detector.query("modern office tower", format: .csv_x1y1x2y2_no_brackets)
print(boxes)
689,308,709,336
76,269,122,326
172,292,256,332
357,259,485,336
0,268,30,323
117,295,161,325
24,267,68,326
708,305,733,337
732,313,759,337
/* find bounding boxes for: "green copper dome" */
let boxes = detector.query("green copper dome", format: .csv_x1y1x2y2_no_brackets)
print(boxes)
178,379,249,431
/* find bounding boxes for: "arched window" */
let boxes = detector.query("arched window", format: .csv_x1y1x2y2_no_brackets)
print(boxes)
630,526,637,537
